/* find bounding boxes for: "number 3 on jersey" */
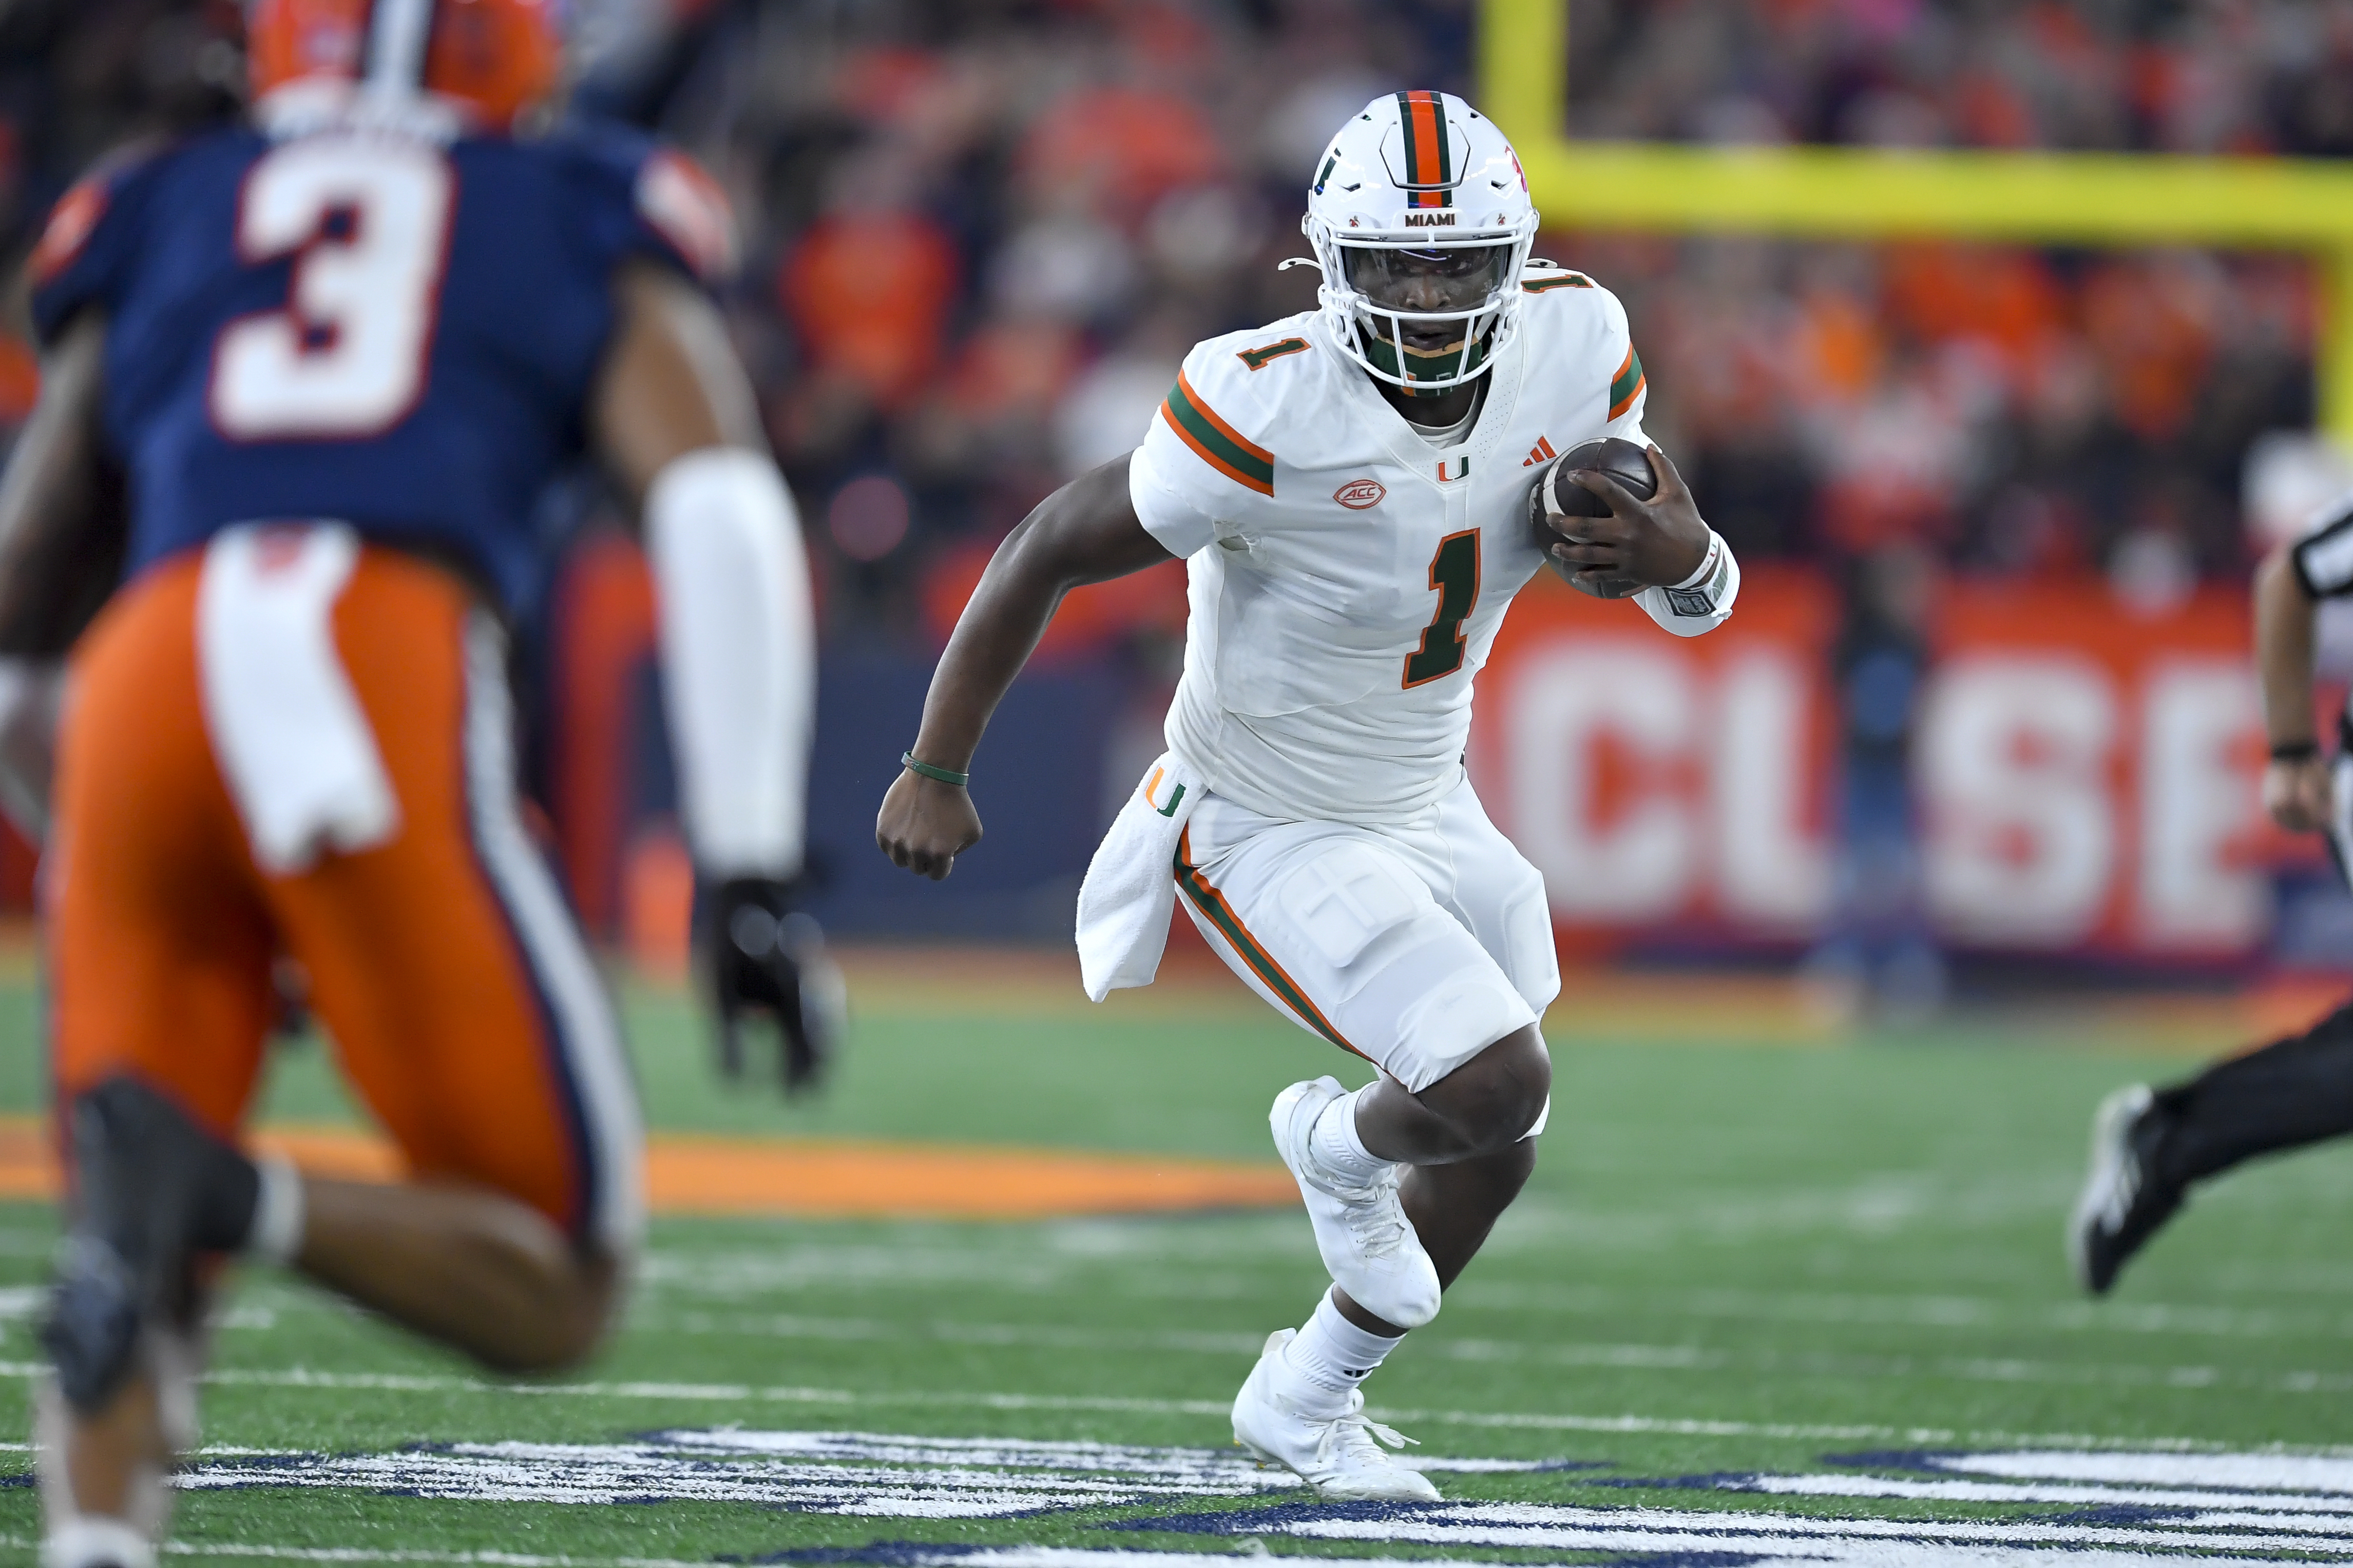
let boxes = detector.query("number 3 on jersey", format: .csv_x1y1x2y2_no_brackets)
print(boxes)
210,138,452,440
1403,529,1481,688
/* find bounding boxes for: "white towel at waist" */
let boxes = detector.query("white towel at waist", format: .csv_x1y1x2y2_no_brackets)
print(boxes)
196,522,401,876
1075,751,1204,1002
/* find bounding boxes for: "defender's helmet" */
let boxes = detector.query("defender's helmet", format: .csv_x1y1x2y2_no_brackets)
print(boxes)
247,0,563,131
1303,91,1541,395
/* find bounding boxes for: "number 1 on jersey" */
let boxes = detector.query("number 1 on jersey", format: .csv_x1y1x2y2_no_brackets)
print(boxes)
1403,529,1481,688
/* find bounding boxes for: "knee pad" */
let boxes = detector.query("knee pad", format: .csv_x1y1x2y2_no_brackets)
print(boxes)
1396,972,1536,1089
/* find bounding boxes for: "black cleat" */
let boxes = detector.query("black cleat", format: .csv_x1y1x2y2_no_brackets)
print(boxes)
2069,1083,2185,1295
41,1078,254,1413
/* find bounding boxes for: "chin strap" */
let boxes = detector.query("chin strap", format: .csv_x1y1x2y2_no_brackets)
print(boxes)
1357,320,1492,393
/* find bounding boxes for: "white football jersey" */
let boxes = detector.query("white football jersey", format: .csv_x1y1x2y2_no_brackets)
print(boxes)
1130,269,1725,825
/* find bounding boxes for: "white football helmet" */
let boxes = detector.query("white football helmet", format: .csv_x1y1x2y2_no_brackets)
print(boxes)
1303,91,1541,395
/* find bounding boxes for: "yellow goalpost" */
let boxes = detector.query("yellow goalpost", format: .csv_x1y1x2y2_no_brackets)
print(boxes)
1479,0,2353,447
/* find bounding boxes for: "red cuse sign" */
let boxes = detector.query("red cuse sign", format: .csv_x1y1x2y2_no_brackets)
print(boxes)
1467,567,2282,959
1333,478,1386,509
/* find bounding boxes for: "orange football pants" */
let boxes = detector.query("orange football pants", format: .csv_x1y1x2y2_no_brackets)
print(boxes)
46,544,642,1252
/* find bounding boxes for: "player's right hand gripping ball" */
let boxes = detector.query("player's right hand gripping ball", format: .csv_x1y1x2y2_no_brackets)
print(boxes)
1530,436,1657,599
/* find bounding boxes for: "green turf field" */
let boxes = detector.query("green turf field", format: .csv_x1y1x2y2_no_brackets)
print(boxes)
1,955,2350,1564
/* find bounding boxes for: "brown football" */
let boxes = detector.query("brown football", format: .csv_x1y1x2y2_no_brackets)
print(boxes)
1537,436,1657,520
1529,437,1658,599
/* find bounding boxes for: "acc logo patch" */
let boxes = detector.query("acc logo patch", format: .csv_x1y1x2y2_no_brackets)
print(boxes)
1333,478,1385,510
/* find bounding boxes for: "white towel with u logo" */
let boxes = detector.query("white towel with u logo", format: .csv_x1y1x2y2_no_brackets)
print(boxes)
196,521,401,876
1075,750,1204,1002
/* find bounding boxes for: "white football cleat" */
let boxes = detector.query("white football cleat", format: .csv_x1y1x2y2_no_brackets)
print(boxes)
1271,1077,1440,1329
1232,1329,1440,1502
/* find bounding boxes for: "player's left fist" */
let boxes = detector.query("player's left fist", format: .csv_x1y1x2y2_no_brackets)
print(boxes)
2263,754,2333,833
1539,443,1710,599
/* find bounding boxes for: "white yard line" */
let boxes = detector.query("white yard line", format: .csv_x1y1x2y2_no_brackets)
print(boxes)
21,1298,2352,1400
614,1307,2353,1399
1274,1504,2353,1557
0,1358,2344,1457
186,1267,2353,1346
1733,1471,2353,1513
223,1262,2353,1346
1449,1281,2353,1342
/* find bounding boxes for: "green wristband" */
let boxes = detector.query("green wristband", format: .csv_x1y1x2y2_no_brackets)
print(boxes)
902,752,970,787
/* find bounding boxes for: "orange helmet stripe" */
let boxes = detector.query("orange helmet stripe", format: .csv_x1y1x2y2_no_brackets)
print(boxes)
1396,90,1450,208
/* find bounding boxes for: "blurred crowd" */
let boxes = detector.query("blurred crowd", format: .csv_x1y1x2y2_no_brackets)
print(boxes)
1567,0,2353,156
0,0,2332,644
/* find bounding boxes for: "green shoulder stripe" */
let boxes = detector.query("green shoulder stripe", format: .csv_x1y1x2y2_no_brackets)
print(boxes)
1163,371,1275,496
1610,347,1644,410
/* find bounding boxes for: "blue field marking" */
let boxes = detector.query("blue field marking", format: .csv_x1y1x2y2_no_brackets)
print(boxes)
1104,1499,1457,1539
1588,1471,1770,1492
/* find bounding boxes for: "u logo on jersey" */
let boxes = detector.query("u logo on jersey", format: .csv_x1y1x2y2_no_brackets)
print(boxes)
1437,455,1472,482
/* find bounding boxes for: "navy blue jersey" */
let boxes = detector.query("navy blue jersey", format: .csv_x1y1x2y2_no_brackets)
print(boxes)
28,119,732,615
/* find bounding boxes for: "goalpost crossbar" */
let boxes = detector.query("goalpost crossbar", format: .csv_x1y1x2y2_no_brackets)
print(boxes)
1479,0,2353,446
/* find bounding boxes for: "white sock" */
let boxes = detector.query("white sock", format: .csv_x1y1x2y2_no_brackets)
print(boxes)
1309,1088,1391,1186
1277,1291,1405,1417
42,1517,155,1568
247,1153,305,1266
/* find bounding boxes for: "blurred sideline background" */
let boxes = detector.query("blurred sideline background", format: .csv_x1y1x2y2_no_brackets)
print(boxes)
0,0,2348,1030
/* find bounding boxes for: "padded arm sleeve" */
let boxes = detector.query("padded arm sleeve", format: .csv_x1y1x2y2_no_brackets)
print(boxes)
1636,529,1739,638
646,448,813,878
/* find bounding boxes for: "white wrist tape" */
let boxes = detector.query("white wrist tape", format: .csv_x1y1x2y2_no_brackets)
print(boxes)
646,448,814,878
1638,528,1739,637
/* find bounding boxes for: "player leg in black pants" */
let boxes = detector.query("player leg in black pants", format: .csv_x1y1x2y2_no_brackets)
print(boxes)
2071,995,2353,1293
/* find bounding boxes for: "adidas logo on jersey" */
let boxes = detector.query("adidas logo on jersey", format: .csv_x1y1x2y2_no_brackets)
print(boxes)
1521,436,1558,468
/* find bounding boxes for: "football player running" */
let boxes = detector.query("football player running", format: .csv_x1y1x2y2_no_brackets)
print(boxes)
877,91,1739,1500
2073,501,2353,1293
2,3,825,1561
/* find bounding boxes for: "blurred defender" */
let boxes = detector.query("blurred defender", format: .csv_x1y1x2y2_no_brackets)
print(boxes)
3,3,821,1562
877,92,1740,1500
2073,502,2353,1293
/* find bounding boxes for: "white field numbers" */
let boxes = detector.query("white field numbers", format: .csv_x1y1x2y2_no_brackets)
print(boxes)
210,137,453,439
